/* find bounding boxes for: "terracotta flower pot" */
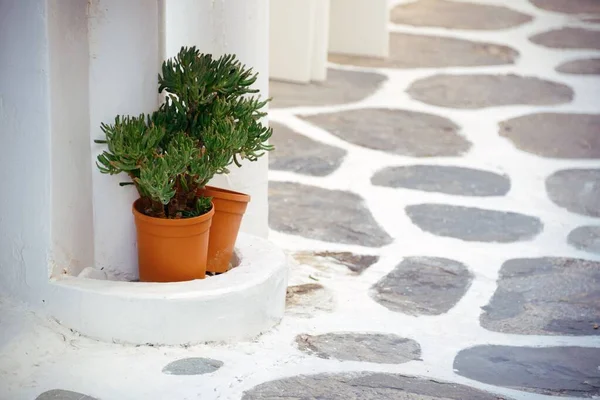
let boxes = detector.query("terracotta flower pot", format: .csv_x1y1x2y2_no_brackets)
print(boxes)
199,186,250,273
132,199,214,282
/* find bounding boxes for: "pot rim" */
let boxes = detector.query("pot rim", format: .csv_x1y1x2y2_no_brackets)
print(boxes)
132,198,215,226
202,185,251,203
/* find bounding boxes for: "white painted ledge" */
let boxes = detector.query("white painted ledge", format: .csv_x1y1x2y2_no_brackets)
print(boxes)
45,234,289,345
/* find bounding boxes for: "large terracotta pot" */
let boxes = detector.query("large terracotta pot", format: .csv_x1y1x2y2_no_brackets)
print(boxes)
199,186,250,273
132,199,214,282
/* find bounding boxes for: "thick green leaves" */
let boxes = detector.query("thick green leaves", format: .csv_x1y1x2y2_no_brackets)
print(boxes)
95,47,273,219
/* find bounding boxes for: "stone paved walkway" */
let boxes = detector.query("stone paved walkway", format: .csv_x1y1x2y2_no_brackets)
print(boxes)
267,0,600,398
1,1,599,399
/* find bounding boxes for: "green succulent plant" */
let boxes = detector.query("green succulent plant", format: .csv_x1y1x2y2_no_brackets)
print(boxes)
157,47,273,170
95,47,273,219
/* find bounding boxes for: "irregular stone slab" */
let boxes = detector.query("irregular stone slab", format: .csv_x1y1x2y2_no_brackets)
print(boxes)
481,257,600,335
556,58,600,75
36,390,97,400
242,372,512,400
530,0,600,14
294,251,379,274
162,357,223,375
302,108,470,157
546,169,600,217
329,33,518,69
269,182,393,247
455,345,600,397
408,74,573,109
269,69,386,108
286,283,335,317
269,122,346,176
371,257,473,315
372,165,510,196
568,226,600,254
406,204,543,242
296,333,421,363
500,113,600,159
530,27,600,50
392,0,532,30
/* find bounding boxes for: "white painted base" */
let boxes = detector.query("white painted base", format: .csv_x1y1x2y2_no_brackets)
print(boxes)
45,234,289,345
329,0,389,57
270,0,330,83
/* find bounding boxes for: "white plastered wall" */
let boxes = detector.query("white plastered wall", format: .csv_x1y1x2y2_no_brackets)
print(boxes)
1,0,272,289
0,1,286,344
164,0,270,238
0,0,162,290
0,0,53,304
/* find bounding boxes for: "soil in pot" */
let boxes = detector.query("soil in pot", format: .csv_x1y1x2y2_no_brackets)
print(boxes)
132,199,214,282
199,186,250,274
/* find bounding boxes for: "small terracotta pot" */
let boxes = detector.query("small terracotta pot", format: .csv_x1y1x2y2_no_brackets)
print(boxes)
199,186,250,273
132,199,214,282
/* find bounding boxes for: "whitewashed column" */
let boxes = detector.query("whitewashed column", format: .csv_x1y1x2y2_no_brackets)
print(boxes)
269,0,316,83
329,0,389,57
88,0,161,279
212,0,270,238
269,0,330,83
163,0,215,59
165,0,270,238
311,0,330,82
